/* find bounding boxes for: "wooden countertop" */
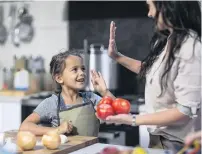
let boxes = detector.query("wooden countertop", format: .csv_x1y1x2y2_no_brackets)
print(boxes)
0,90,32,97
3,130,98,154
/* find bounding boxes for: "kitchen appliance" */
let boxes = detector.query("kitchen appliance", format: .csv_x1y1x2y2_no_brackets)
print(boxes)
84,44,118,92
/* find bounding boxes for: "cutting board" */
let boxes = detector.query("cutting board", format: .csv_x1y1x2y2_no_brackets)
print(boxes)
3,130,98,154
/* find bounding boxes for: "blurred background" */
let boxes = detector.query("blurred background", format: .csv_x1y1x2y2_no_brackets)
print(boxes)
0,0,154,148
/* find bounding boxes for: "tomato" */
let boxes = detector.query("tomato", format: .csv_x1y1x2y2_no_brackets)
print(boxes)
98,96,113,106
97,104,115,120
112,98,131,114
100,146,120,154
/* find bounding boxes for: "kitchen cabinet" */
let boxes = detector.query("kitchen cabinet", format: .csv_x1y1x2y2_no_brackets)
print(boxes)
0,96,22,132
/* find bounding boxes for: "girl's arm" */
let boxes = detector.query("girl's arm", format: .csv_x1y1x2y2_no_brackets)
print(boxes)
19,113,72,135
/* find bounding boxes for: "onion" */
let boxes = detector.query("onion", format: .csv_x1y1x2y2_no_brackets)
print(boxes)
17,131,36,151
42,131,61,150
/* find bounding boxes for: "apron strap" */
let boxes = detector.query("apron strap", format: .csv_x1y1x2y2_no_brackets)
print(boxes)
82,96,96,111
57,93,61,126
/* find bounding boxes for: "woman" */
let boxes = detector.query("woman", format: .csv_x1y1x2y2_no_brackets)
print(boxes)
98,0,201,152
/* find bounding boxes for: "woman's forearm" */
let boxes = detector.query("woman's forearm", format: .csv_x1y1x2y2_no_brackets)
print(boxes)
19,122,58,136
114,52,142,74
135,108,188,126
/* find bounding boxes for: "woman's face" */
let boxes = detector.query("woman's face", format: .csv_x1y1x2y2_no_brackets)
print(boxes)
146,0,167,31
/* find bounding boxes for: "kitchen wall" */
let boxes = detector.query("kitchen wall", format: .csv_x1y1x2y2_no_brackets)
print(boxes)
68,1,154,95
0,1,68,71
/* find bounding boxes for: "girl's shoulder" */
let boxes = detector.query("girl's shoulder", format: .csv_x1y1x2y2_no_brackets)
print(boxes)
39,94,58,107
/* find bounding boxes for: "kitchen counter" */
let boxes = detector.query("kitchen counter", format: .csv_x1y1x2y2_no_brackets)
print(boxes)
2,130,173,154
69,143,174,154
0,90,53,102
0,90,35,97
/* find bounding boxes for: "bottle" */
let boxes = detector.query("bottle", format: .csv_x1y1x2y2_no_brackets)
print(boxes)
14,69,29,91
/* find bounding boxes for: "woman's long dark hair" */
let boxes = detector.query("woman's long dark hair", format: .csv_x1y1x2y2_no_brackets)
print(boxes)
139,1,201,96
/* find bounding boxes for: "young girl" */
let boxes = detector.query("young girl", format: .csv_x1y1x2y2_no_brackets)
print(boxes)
19,49,114,136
